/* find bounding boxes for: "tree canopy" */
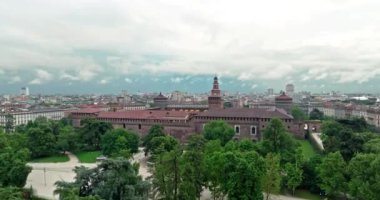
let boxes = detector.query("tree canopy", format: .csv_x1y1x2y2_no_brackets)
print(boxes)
100,128,139,157
291,106,307,121
0,133,31,187
55,159,150,200
203,120,234,146
79,118,113,150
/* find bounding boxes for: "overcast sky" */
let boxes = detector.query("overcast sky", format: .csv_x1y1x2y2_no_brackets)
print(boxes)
1,0,380,94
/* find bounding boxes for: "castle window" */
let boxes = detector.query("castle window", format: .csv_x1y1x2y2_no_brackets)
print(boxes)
138,124,142,129
234,125,240,135
250,126,257,135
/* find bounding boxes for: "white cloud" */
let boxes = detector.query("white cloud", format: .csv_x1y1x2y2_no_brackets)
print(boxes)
8,76,21,84
251,84,258,89
60,73,80,81
99,79,109,84
1,0,380,86
124,78,133,83
171,77,184,83
29,69,53,85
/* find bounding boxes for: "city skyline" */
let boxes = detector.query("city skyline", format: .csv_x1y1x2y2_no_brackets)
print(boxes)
1,73,380,95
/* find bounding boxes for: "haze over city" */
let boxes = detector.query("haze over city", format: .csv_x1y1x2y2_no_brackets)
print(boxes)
1,0,380,94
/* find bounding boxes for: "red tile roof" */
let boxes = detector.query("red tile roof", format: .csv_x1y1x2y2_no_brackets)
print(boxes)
195,108,293,119
69,108,103,114
275,93,292,100
97,110,189,120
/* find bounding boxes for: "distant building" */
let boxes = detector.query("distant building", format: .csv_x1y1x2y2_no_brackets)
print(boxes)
171,91,184,102
0,109,67,127
153,92,169,110
275,92,293,113
286,84,295,97
20,87,29,96
249,102,276,110
267,88,274,96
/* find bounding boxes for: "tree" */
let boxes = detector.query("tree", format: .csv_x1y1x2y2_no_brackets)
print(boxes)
337,117,368,133
0,134,31,187
100,128,139,157
322,120,370,161
364,138,380,153
143,125,166,156
149,136,179,156
179,135,206,200
57,126,78,153
309,108,324,120
55,158,150,200
223,151,265,200
203,150,225,200
203,120,234,146
318,152,348,198
338,129,366,161
26,127,57,158
54,186,102,200
79,118,113,150
237,139,257,152
321,120,344,153
284,163,303,196
291,106,307,121
153,148,182,200
262,153,281,200
262,118,299,164
0,187,24,200
284,148,303,196
4,114,14,133
300,155,323,194
347,153,380,200
203,145,266,200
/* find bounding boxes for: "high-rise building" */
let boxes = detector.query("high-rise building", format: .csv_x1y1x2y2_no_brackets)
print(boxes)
20,87,29,96
286,84,294,97
208,76,223,110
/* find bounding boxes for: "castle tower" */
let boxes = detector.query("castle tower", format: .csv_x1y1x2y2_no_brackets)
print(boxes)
208,76,223,110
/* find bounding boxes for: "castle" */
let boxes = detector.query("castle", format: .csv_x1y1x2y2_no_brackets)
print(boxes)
67,76,303,141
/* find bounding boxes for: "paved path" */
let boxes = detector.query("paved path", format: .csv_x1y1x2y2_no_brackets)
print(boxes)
26,149,308,200
25,152,97,200
311,132,324,150
131,148,151,180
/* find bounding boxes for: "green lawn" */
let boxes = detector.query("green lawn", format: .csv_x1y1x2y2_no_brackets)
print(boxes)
30,154,69,163
294,189,324,200
297,139,318,160
75,151,102,163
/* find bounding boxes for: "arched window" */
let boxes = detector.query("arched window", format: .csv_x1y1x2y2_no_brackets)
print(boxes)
250,126,257,135
234,125,240,135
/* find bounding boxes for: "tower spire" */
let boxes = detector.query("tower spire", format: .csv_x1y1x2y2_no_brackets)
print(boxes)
208,75,223,110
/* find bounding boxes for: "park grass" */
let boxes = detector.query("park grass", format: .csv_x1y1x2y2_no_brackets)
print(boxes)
294,189,324,200
75,151,102,163
30,154,69,163
297,139,318,160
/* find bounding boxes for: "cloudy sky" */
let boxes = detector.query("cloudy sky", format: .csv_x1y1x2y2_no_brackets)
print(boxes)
1,0,380,94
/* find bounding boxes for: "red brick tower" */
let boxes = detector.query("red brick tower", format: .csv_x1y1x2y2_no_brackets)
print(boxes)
208,76,223,110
